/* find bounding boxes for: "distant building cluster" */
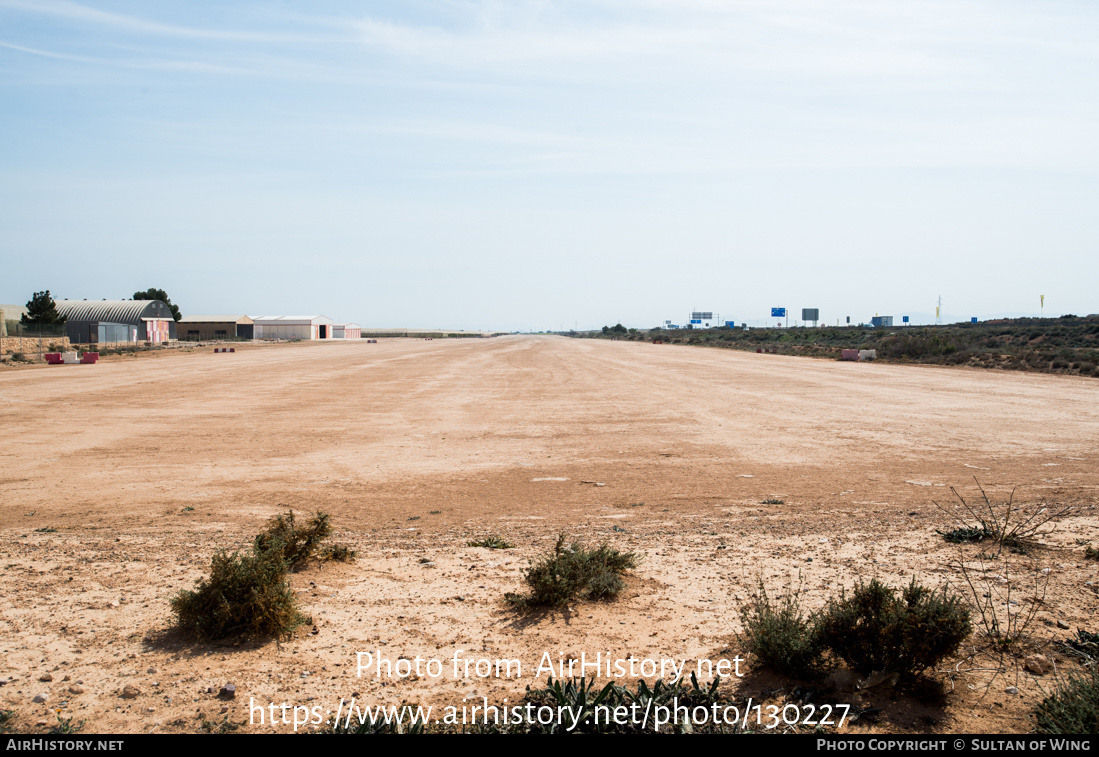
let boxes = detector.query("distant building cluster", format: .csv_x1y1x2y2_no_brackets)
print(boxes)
7,298,364,344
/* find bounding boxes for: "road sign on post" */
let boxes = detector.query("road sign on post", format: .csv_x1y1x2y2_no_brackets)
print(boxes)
902,316,910,324
771,308,786,318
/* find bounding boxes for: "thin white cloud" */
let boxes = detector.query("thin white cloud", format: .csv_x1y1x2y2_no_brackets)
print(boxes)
0,39,272,76
0,0,341,43
0,39,93,61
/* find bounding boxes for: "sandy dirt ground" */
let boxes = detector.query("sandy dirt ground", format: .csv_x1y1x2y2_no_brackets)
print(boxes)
1,335,1097,734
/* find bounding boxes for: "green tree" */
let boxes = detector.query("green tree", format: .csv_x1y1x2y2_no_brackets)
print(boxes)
21,291,66,326
133,288,181,321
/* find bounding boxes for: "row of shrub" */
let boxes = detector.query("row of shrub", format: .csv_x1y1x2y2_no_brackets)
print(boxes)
740,578,972,682
581,317,1099,377
173,515,1096,735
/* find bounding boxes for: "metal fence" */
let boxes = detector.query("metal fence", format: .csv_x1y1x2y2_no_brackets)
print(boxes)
2,320,67,339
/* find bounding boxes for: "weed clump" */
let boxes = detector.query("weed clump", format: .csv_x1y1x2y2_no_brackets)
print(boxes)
172,509,343,640
47,713,85,734
321,544,357,563
739,578,971,683
1033,665,1099,734
739,582,824,678
171,542,309,641
254,510,332,569
815,578,972,680
933,480,1071,555
1058,629,1099,662
1085,545,1099,561
506,534,638,607
171,547,306,640
467,535,515,549
938,526,993,544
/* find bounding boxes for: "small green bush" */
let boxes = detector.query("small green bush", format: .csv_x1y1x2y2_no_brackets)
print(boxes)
171,546,307,640
506,534,638,607
321,544,357,562
815,578,971,680
937,525,993,544
1033,665,1099,734
739,582,825,678
254,510,332,569
172,509,339,640
47,713,85,734
467,535,515,549
1085,545,1099,561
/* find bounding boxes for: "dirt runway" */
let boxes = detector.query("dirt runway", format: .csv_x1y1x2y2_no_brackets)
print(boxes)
1,336,1096,733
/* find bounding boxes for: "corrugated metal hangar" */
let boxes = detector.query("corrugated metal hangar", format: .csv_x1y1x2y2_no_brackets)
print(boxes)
55,299,177,344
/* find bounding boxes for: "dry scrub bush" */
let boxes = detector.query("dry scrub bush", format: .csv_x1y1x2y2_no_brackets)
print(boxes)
934,480,1072,555
816,579,972,680
506,534,638,608
739,581,824,678
739,578,971,682
952,554,1049,654
321,544,357,562
467,534,515,549
171,547,306,640
172,509,345,640
1033,664,1099,734
254,509,333,569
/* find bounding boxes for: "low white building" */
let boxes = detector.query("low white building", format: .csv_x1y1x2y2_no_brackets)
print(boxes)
251,315,335,340
333,323,361,339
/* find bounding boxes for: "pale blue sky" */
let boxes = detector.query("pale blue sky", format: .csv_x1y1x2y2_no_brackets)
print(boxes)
2,1,1096,330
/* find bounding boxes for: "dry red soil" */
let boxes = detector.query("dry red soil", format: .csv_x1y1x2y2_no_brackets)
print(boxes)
1,336,1097,734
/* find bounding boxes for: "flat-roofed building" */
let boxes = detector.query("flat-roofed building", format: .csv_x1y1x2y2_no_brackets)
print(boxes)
178,315,254,341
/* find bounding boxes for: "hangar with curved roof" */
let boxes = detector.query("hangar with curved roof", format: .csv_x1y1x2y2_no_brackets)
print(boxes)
55,299,177,344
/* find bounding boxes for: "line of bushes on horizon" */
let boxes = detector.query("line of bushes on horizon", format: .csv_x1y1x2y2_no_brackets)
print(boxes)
578,316,1099,377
